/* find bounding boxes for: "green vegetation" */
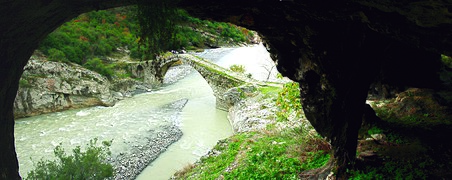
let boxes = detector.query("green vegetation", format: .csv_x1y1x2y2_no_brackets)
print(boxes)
136,1,178,57
83,58,115,79
172,81,452,179
350,155,433,180
276,82,302,121
173,82,331,179
441,54,452,68
174,128,330,180
258,85,281,99
37,7,254,78
19,79,31,88
348,88,452,179
38,7,254,77
367,126,383,135
39,7,138,64
229,64,246,74
27,138,114,180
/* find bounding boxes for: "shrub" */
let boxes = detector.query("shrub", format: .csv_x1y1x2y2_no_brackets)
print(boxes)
276,82,302,121
19,79,31,88
229,64,246,74
39,7,254,63
83,58,114,78
441,54,452,68
27,138,114,180
47,48,67,62
39,8,139,64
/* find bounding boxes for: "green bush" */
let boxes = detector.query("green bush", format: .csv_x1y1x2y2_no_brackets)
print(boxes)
39,7,254,63
39,8,138,64
83,58,114,78
47,48,67,62
276,82,302,121
19,79,31,88
27,138,114,180
229,64,246,74
441,54,452,68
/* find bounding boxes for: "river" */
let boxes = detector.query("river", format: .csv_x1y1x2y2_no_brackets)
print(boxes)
15,44,277,179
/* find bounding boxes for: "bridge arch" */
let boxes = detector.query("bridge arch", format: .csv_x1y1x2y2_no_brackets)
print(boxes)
130,54,253,110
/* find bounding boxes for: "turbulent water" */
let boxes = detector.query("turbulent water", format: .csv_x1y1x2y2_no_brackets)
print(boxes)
14,44,276,179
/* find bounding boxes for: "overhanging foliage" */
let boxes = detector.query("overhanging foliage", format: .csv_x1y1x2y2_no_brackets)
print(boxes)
136,0,179,58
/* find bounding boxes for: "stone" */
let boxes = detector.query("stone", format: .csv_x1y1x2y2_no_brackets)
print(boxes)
370,134,386,142
227,88,280,133
177,1,450,176
223,84,257,108
14,58,114,118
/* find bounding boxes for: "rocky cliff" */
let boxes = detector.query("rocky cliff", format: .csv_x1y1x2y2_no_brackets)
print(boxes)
14,54,115,118
13,52,195,118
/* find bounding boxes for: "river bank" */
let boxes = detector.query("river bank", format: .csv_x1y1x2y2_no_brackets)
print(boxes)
14,48,236,179
16,45,274,179
172,85,452,179
112,124,183,179
170,80,328,179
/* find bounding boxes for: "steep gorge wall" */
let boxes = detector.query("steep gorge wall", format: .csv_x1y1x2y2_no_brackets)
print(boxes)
14,56,115,118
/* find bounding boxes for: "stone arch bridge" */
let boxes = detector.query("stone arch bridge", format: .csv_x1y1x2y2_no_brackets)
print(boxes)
128,54,256,110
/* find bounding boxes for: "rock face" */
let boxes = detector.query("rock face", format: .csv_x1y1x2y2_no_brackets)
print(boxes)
177,0,452,175
14,57,114,118
226,86,276,133
14,53,166,118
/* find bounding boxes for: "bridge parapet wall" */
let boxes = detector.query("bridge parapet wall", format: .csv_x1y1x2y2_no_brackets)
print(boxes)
169,54,254,110
126,54,254,110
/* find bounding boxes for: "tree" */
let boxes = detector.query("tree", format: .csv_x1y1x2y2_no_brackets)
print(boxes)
136,0,179,58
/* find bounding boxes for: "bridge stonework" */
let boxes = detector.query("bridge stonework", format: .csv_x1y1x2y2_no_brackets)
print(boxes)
176,54,251,111
128,57,182,88
128,54,252,110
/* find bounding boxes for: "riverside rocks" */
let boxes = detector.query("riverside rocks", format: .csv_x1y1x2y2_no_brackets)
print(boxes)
163,65,194,85
112,99,188,179
226,83,304,133
14,57,115,118
223,84,257,109
112,125,183,180
227,90,277,133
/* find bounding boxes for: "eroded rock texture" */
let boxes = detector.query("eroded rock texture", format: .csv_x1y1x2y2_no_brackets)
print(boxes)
1,0,452,178
179,0,449,175
14,57,114,118
0,1,140,179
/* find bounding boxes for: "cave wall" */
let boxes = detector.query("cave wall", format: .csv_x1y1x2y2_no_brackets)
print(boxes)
178,0,450,175
0,1,140,178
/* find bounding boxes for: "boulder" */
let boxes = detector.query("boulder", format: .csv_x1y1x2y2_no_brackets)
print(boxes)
14,58,114,118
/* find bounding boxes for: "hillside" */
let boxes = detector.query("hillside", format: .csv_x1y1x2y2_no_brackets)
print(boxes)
37,6,257,77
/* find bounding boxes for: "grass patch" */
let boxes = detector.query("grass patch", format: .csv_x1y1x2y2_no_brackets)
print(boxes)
351,88,452,179
174,127,330,180
258,85,281,96
173,80,332,180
